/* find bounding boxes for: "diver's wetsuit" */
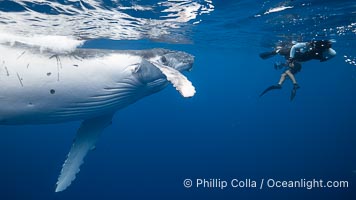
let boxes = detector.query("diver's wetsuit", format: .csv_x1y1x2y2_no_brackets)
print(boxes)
259,40,336,101
277,40,337,62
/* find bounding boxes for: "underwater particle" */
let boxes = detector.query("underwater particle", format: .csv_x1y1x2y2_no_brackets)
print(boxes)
73,64,79,67
50,89,56,94
47,72,52,76
344,55,356,67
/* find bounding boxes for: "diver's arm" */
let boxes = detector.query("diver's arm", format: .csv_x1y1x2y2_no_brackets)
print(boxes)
289,42,307,59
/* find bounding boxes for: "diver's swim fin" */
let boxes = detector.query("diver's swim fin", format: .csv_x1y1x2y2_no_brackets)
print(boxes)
259,51,278,60
259,84,282,97
290,84,300,101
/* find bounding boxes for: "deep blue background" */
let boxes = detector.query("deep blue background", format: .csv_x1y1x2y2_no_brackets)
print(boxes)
1,42,355,199
1,0,356,199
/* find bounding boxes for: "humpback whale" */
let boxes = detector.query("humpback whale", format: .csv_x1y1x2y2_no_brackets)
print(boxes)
0,43,195,192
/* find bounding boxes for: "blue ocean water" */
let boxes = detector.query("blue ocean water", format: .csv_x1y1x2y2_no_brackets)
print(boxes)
1,0,356,199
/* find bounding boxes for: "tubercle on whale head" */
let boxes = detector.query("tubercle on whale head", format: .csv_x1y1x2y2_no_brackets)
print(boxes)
137,48,194,72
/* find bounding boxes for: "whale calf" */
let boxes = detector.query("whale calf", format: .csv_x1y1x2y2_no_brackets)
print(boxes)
0,43,195,192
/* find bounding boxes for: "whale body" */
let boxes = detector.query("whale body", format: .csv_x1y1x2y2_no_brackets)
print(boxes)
0,43,195,192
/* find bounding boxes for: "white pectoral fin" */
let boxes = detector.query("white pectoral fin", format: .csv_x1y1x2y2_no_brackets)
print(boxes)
55,114,113,192
151,61,196,98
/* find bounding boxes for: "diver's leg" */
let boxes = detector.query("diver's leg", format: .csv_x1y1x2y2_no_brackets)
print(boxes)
278,72,288,85
285,70,300,101
285,70,297,85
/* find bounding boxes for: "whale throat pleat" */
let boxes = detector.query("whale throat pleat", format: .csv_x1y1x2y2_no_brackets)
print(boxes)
50,80,140,120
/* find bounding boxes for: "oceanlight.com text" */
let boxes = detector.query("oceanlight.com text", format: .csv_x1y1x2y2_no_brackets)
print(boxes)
183,178,349,190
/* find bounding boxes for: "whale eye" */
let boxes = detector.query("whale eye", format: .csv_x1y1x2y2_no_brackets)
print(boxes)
161,56,167,63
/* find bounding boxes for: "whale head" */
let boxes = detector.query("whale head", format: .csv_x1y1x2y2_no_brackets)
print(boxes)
159,50,194,72
134,49,194,85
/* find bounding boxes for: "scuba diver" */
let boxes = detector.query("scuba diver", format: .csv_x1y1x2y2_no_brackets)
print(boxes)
259,39,337,101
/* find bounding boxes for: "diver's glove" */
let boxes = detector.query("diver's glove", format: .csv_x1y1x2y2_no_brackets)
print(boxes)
287,57,294,64
287,58,296,68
